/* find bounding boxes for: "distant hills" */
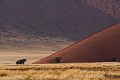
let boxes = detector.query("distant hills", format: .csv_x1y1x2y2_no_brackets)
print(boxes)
0,0,120,53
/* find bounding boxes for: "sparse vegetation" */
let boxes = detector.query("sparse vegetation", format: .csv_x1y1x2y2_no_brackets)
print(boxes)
0,72,7,77
112,57,117,62
16,59,27,64
54,57,62,63
0,62,120,80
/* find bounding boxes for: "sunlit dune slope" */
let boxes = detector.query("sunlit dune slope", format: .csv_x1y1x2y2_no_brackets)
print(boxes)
33,23,120,64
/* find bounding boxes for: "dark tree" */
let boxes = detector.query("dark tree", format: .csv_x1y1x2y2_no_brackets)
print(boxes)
112,57,117,62
16,59,27,64
54,57,62,63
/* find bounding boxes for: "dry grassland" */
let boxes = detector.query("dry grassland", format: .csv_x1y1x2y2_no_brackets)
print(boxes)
0,62,120,80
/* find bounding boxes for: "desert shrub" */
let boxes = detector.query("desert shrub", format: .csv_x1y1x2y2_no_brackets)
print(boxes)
54,57,62,63
0,73,7,77
105,72,120,78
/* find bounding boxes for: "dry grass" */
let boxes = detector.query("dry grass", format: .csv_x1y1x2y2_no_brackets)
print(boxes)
0,62,120,80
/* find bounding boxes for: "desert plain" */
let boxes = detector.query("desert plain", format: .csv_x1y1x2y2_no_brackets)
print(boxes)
0,63,120,80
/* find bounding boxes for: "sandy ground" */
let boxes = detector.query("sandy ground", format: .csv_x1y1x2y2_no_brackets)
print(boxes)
0,42,71,65
0,50,53,64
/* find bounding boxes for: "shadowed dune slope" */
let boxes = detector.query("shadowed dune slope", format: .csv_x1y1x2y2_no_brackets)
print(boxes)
0,0,119,40
0,0,119,52
33,23,120,64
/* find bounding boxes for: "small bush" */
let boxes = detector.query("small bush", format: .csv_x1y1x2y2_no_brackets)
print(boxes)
0,73,7,77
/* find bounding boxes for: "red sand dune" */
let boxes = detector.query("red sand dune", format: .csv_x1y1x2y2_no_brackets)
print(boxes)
33,24,120,64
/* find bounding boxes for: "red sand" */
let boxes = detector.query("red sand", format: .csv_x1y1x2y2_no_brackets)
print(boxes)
33,23,120,64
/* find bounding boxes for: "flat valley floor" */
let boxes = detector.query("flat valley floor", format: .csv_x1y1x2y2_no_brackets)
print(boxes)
0,51,52,64
0,63,120,80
